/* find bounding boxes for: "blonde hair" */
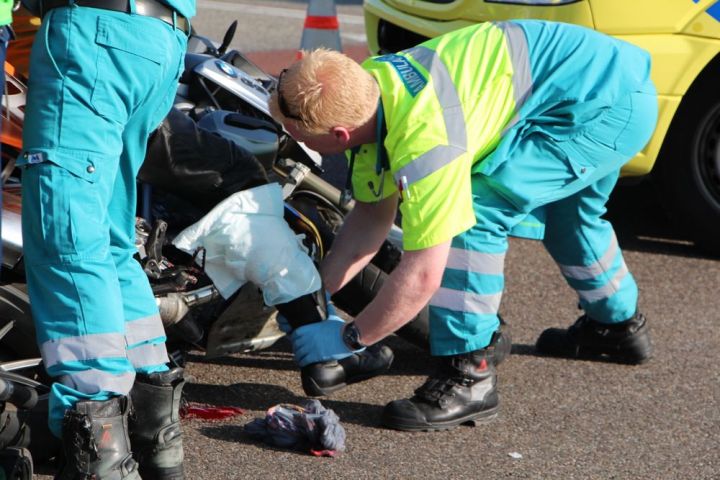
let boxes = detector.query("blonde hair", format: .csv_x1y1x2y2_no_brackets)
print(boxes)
270,48,379,135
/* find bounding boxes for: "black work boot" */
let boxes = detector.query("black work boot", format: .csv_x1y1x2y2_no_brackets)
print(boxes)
56,396,140,480
275,291,395,397
382,349,499,431
129,368,185,480
301,343,394,397
536,312,652,364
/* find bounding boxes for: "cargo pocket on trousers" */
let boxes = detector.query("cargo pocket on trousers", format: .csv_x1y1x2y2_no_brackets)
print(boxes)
28,155,108,262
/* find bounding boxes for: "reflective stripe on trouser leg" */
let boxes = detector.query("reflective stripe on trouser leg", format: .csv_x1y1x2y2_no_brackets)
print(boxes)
20,8,187,436
543,174,637,323
116,247,170,373
428,177,526,356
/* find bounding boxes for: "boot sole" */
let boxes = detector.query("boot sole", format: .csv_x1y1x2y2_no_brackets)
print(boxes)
537,344,653,365
382,406,500,432
138,464,185,480
574,343,653,365
565,330,653,365
537,328,653,365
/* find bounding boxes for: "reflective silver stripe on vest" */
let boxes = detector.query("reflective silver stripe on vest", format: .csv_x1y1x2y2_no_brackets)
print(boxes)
559,234,619,281
126,342,170,369
577,261,629,304
60,370,135,395
125,314,167,346
41,333,127,368
446,248,505,276
495,21,533,133
394,45,467,187
430,287,502,315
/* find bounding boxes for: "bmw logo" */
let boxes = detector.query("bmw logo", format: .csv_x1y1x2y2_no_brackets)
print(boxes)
215,60,238,78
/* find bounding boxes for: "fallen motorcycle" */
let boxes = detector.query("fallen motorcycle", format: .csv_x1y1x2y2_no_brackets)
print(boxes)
135,21,429,359
0,22,428,365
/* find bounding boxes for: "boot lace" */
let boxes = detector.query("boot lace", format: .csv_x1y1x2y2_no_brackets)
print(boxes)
414,358,477,406
415,377,460,406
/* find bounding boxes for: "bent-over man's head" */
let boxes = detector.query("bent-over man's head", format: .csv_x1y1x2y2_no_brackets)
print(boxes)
270,48,379,153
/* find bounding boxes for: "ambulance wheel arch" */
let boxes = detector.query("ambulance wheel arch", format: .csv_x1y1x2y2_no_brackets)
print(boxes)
654,52,720,255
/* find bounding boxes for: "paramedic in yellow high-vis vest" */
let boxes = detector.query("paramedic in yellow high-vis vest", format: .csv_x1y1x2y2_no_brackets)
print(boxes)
271,20,657,432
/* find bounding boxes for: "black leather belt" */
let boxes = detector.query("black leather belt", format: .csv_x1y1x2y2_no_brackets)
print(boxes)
41,0,190,34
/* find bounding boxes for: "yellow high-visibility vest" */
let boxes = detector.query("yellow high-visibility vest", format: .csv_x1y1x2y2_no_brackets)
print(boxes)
351,22,526,250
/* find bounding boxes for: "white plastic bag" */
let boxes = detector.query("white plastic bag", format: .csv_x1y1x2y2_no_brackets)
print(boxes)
172,183,321,304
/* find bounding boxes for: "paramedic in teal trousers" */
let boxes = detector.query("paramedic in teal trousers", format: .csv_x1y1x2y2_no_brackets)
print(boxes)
18,0,195,477
272,20,658,432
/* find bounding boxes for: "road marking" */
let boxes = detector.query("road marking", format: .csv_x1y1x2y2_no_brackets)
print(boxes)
197,0,366,25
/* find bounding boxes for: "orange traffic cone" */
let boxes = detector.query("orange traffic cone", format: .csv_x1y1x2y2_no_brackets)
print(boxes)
298,0,342,57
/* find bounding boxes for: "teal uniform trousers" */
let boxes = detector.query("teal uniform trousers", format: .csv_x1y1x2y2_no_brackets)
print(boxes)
429,21,658,355
18,5,189,436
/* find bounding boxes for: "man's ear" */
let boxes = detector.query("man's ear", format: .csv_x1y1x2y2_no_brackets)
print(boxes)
331,126,351,145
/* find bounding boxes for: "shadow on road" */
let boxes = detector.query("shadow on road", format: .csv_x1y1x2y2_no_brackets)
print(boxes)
187,334,436,377
185,381,386,428
199,423,313,457
185,344,297,372
603,180,715,259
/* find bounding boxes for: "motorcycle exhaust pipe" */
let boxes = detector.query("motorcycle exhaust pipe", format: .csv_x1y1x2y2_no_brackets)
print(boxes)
156,286,220,346
180,285,220,307
157,293,190,326
156,286,220,324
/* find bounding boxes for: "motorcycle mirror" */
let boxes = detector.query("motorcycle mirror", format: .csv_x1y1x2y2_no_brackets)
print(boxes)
187,33,219,56
218,21,238,56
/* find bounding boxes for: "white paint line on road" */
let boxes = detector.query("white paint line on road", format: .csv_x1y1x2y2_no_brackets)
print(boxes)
342,32,368,42
197,0,366,25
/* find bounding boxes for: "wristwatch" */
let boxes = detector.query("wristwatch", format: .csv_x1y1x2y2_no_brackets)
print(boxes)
342,322,366,350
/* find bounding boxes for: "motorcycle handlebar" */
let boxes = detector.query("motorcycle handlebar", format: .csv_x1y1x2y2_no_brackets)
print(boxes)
0,378,38,410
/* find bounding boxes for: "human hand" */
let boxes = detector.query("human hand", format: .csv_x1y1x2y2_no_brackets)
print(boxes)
276,314,292,334
290,315,364,367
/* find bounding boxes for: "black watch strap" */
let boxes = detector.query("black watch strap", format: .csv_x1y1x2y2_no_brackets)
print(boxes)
342,322,366,350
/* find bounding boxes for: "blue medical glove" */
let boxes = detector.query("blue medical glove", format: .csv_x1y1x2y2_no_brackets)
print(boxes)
290,315,364,367
276,314,292,334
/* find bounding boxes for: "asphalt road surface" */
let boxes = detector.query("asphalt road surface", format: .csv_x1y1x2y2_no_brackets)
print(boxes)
34,1,720,478
164,183,720,480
